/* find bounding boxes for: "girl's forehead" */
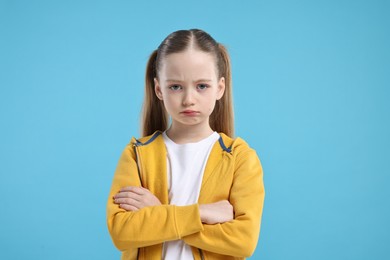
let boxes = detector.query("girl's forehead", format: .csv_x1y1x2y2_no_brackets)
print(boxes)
159,50,218,78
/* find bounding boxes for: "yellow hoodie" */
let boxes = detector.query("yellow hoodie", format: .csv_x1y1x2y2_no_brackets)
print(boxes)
107,131,265,259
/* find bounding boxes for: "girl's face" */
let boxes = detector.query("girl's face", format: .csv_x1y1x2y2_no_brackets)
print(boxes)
154,49,225,130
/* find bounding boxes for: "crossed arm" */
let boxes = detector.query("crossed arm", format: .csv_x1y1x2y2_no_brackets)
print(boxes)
113,186,234,225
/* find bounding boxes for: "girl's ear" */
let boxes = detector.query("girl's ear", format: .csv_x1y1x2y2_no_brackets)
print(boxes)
217,77,226,100
154,78,163,100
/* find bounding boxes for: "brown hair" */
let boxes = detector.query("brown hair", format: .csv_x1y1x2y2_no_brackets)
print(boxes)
141,29,234,137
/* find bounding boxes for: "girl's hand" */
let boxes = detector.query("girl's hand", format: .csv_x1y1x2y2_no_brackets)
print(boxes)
113,186,161,211
199,200,234,224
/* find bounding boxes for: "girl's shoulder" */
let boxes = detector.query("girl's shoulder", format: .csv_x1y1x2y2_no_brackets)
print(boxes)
219,133,256,155
219,133,261,167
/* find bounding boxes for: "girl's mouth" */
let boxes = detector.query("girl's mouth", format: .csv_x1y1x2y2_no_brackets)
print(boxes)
181,110,199,116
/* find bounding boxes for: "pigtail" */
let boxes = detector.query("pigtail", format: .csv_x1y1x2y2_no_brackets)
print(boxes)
210,44,234,137
141,50,168,136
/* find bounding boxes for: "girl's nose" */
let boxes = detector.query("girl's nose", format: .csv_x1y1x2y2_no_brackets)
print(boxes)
182,90,195,106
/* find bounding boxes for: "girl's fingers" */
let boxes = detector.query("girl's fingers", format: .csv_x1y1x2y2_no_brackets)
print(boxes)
113,187,161,210
113,191,141,200
114,197,140,207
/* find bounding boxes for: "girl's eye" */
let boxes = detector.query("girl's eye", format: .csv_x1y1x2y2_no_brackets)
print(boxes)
197,84,209,90
169,85,182,91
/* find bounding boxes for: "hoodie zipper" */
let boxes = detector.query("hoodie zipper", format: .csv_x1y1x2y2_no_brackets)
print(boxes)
133,143,143,186
133,143,142,260
199,248,205,260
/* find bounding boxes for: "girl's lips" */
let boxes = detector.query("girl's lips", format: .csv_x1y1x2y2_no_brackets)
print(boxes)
181,110,199,116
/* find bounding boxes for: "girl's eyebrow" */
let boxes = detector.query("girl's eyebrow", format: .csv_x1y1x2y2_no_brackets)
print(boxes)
195,79,213,83
165,79,183,83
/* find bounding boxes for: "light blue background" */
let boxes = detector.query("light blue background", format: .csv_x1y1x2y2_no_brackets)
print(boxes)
1,0,389,259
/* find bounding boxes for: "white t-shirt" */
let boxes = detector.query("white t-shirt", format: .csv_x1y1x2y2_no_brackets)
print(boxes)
162,131,220,260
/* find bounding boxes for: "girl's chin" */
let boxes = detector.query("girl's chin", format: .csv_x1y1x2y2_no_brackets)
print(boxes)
171,119,208,127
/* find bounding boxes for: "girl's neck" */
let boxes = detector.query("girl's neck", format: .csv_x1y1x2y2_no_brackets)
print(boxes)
166,122,214,144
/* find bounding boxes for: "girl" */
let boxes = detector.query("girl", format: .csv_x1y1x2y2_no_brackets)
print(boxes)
107,29,265,260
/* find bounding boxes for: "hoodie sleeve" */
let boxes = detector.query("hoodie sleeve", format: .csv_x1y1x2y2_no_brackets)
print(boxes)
106,141,203,251
183,146,265,258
